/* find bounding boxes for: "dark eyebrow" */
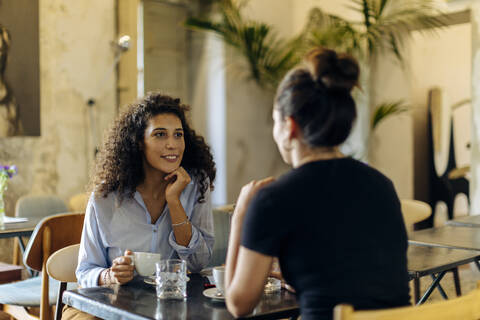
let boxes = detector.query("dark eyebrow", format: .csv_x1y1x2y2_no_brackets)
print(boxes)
152,127,183,131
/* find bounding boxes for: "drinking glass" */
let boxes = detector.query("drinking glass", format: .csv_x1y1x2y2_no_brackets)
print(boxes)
155,259,187,299
264,277,281,294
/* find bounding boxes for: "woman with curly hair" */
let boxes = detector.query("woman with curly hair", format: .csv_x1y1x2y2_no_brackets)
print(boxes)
76,93,216,288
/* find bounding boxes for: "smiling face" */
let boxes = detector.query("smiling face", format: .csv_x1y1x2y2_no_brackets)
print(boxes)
142,113,185,175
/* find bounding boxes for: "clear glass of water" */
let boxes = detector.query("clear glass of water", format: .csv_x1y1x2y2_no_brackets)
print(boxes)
155,259,187,300
264,277,281,294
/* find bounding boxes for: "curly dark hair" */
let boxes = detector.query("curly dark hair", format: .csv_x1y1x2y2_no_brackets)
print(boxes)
90,93,216,203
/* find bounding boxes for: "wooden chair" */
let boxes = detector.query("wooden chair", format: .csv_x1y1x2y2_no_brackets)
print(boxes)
13,195,69,266
0,213,84,320
46,244,80,320
334,281,480,320
400,199,431,232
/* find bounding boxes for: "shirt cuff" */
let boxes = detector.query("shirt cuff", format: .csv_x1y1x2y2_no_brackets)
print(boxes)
168,224,200,255
79,266,105,288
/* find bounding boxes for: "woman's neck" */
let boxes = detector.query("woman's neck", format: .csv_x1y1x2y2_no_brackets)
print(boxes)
292,145,344,168
137,167,168,200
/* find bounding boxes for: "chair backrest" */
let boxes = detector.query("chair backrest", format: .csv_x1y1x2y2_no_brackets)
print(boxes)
23,213,84,320
46,244,79,283
15,194,68,218
208,206,233,267
333,281,480,320
400,199,431,231
47,244,80,320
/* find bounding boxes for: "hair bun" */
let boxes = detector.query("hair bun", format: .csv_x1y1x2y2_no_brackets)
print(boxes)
305,47,359,92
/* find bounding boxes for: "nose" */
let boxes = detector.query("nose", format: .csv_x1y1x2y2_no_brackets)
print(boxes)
165,137,176,149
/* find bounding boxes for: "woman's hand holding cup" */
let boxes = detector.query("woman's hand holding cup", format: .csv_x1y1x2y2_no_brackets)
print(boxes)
110,249,135,284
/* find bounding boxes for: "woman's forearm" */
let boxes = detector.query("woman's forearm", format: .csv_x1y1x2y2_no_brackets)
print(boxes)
225,213,243,290
225,216,273,317
168,199,192,246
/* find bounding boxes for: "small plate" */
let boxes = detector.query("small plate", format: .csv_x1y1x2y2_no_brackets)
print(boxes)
144,277,156,285
200,267,213,277
144,276,190,285
203,287,225,300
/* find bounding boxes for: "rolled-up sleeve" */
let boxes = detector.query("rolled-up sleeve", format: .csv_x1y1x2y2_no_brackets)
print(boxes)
76,196,108,287
168,185,214,272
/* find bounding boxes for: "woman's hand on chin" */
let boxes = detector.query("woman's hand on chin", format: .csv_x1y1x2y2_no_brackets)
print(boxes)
165,166,191,203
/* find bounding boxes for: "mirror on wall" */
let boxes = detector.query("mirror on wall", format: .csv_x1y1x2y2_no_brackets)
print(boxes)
429,87,451,177
0,0,40,136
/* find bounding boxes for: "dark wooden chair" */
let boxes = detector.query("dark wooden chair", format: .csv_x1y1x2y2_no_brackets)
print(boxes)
0,212,84,320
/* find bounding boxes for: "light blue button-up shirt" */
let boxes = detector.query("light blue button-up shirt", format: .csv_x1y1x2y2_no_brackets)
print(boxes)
76,177,214,288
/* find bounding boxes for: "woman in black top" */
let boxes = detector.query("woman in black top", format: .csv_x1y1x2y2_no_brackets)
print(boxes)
224,48,410,320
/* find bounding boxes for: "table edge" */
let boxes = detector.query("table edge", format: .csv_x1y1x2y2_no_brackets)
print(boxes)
63,290,152,320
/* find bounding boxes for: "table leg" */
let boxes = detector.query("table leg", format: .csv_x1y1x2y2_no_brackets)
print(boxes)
414,278,420,304
16,236,34,277
475,260,480,272
417,271,447,305
430,274,448,299
451,267,461,296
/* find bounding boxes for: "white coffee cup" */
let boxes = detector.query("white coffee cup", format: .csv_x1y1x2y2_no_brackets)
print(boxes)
212,266,225,295
133,252,162,277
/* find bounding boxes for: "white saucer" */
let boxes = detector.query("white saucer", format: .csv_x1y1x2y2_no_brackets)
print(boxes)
203,287,225,300
144,277,156,285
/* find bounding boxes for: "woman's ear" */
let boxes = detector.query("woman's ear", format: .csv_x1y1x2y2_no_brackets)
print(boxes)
285,116,299,141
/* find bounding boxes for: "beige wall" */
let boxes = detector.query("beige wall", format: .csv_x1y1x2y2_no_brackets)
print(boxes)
369,54,413,199
0,0,116,262
243,0,294,37
292,0,361,34
224,48,290,202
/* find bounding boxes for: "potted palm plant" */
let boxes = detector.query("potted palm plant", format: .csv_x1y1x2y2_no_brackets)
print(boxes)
186,0,447,158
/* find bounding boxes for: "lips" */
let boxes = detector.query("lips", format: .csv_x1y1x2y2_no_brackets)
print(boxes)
161,155,179,162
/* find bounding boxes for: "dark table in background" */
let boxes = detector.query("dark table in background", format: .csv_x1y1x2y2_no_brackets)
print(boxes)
409,225,480,251
63,274,300,320
0,217,42,277
0,217,41,240
446,215,480,228
407,244,480,304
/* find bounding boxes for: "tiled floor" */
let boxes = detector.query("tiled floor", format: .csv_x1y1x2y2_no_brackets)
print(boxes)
414,262,480,304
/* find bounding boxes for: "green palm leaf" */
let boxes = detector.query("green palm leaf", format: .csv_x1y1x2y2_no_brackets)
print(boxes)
371,100,409,130
346,0,448,60
185,0,300,89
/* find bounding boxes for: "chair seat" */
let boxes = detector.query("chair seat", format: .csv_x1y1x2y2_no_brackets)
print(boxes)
0,276,77,307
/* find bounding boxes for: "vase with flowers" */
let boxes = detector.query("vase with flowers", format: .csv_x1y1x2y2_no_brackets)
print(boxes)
0,165,17,226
